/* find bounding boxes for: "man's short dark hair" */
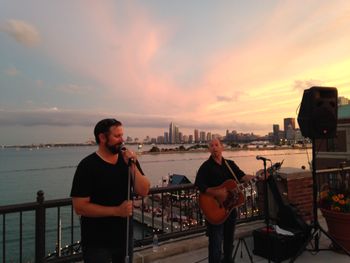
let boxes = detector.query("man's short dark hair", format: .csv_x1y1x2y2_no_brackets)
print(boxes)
94,118,122,144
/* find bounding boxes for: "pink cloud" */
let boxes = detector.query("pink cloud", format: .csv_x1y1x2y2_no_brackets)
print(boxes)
41,1,350,133
44,2,189,112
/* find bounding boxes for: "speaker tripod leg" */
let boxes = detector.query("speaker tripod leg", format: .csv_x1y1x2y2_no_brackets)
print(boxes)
232,238,253,263
232,238,241,260
290,221,350,263
242,238,253,263
316,224,350,255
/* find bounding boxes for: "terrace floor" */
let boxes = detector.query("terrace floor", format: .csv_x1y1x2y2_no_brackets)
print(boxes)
134,213,350,263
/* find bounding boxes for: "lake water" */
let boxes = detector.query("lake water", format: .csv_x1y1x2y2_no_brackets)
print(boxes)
0,145,311,262
0,145,312,205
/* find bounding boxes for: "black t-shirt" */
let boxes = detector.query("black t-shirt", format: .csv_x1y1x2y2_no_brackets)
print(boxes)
195,156,245,193
70,152,142,248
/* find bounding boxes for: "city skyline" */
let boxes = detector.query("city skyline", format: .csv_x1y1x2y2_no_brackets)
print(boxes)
1,1,350,145
137,117,297,144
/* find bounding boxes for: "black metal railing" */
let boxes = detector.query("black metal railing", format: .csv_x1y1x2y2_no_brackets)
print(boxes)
316,166,350,194
0,182,263,263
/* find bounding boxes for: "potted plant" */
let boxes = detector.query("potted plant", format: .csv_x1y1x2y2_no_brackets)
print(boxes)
319,167,350,252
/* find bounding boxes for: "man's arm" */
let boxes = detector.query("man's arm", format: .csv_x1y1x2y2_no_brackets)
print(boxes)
121,149,150,197
72,197,132,217
241,174,255,183
133,165,150,197
242,168,269,183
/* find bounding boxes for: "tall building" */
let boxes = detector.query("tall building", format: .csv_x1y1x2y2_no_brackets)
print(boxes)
273,124,280,144
194,129,199,143
178,132,183,143
285,127,296,142
284,118,295,133
175,125,180,143
206,132,212,142
182,135,189,143
157,136,164,144
200,131,206,142
164,132,169,144
169,122,176,144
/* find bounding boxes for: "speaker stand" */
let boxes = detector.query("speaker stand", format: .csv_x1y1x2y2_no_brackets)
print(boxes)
257,158,272,263
290,138,350,262
233,237,253,263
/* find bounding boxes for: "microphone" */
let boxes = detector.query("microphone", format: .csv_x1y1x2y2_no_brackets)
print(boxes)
120,142,127,152
256,155,271,161
120,143,135,164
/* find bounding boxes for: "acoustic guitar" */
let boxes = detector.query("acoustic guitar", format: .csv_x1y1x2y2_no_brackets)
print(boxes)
199,177,260,225
199,162,282,225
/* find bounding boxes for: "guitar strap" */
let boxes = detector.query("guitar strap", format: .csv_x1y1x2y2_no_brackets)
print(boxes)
224,159,240,184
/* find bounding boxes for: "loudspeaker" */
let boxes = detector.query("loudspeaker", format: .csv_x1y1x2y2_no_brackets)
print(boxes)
253,227,306,262
297,86,338,139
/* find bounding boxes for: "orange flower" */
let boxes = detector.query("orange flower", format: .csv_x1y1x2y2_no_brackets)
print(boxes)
319,188,350,213
332,195,339,202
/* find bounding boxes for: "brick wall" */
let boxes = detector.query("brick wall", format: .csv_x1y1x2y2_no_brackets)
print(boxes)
257,167,313,223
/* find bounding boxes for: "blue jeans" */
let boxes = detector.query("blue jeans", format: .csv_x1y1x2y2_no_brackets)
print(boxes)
207,209,237,263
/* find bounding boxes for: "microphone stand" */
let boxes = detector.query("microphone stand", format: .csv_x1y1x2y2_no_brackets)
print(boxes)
125,160,135,263
258,158,271,263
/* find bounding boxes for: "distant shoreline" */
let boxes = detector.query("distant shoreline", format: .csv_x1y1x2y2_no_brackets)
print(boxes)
1,143,96,148
140,145,312,155
1,143,311,152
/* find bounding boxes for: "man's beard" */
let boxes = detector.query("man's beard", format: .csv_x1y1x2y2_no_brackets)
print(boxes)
106,140,122,155
211,151,221,159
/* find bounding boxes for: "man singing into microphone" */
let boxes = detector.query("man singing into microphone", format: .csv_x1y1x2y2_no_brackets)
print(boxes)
71,118,150,263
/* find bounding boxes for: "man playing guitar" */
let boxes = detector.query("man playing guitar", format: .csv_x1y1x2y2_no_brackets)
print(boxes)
195,138,260,263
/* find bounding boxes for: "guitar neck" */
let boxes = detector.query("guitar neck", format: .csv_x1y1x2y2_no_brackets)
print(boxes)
237,176,260,191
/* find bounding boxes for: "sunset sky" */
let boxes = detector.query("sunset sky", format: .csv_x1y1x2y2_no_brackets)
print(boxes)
1,0,350,145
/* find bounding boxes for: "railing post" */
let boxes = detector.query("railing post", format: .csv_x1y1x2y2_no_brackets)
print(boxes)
35,190,46,263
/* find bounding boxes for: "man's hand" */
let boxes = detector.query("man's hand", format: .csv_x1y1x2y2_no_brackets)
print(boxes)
117,200,133,217
122,149,137,165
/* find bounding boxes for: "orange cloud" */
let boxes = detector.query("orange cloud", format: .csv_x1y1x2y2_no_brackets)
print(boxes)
41,1,350,134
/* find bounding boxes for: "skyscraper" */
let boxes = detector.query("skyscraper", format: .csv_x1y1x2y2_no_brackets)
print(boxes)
284,118,296,142
169,122,175,144
194,129,199,143
175,125,180,143
284,118,295,132
206,132,212,142
273,124,280,144
164,132,169,144
200,131,206,142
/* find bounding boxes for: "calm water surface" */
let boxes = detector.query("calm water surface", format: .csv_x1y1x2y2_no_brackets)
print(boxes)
0,145,311,262
0,145,312,205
